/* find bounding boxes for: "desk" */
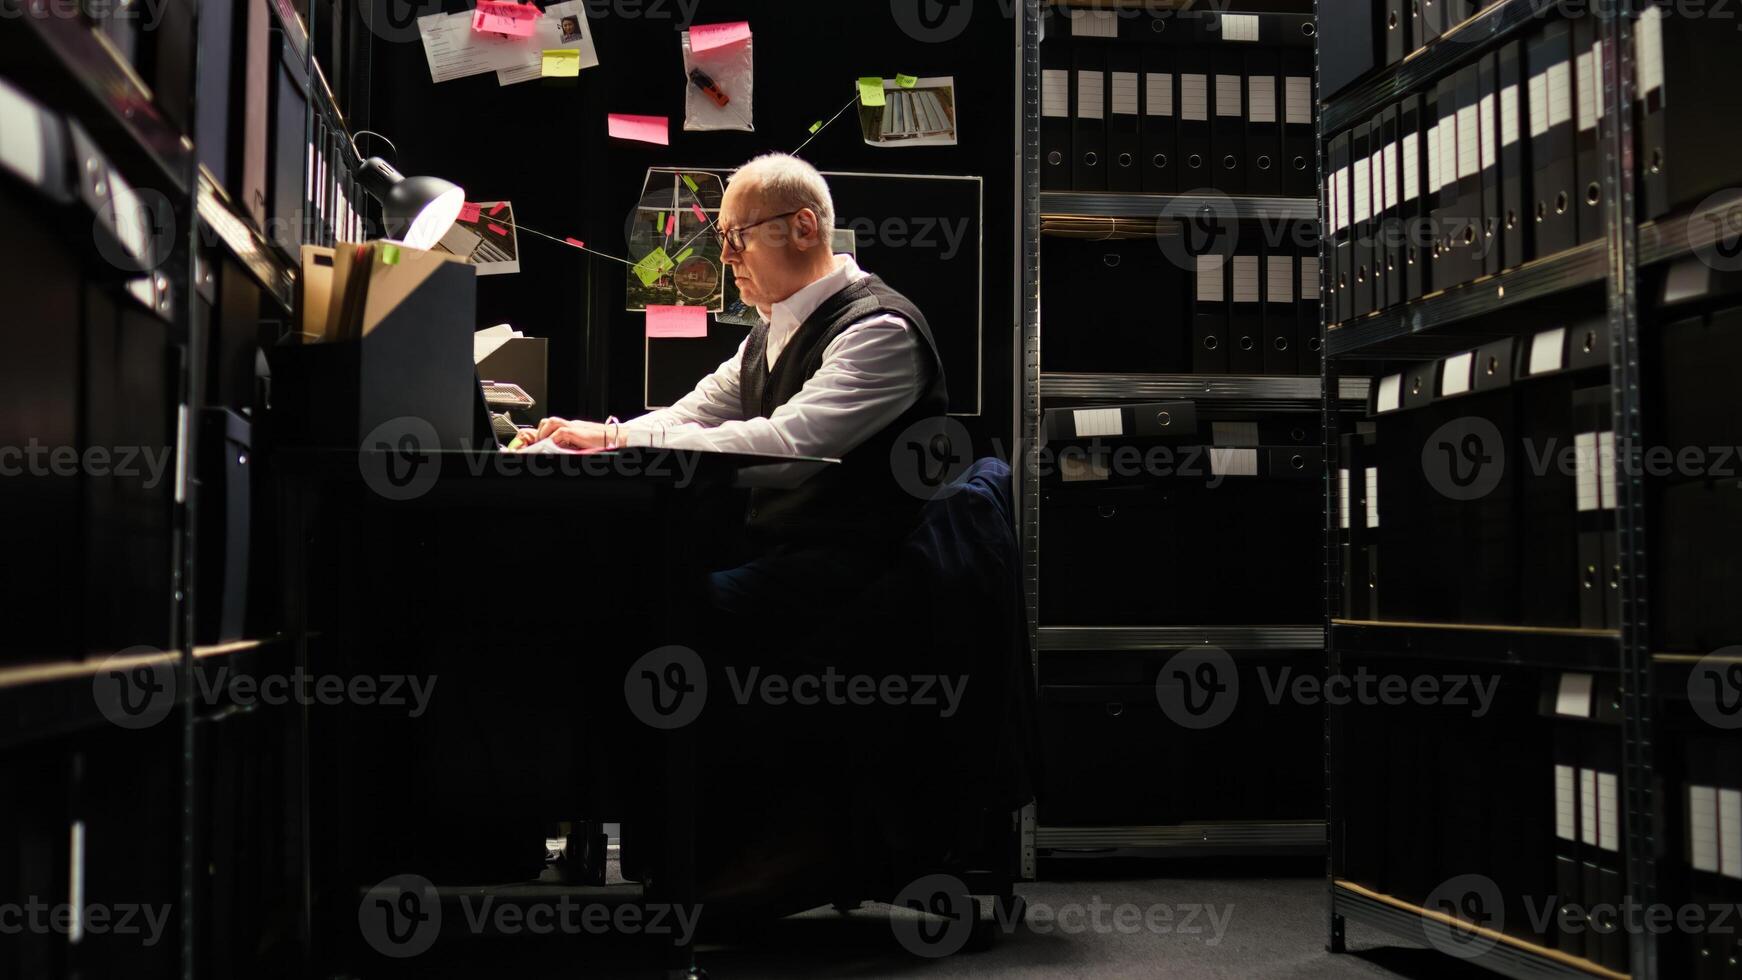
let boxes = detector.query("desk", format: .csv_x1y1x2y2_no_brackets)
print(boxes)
273,447,836,978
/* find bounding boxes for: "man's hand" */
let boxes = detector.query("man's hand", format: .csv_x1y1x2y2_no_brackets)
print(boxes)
515,417,616,451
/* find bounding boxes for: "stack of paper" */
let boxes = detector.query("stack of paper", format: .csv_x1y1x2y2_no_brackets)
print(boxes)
418,0,598,87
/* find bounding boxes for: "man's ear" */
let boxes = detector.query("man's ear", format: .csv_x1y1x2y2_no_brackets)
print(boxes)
794,208,822,250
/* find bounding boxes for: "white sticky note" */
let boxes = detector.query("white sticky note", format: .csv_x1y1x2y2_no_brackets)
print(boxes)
1529,327,1566,375
1375,373,1402,413
1441,352,1473,396
1555,672,1594,717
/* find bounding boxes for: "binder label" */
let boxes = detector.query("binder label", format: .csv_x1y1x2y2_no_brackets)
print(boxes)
1500,83,1521,149
1692,785,1720,872
1299,255,1319,298
1071,408,1123,438
1248,76,1276,124
1427,124,1442,196
1548,60,1572,129
1598,772,1620,853
1384,142,1399,212
1529,71,1550,138
1214,75,1242,116
1576,49,1598,132
1457,105,1479,180
1598,431,1617,510
1195,253,1225,301
1267,255,1294,303
1529,326,1565,374
1354,156,1371,226
1575,431,1600,511
1069,9,1118,37
1402,132,1420,202
1375,373,1402,413
1580,768,1598,846
1364,467,1379,528
1042,69,1070,119
1441,352,1473,396
1478,94,1496,174
1337,468,1351,528
1111,72,1140,115
1145,73,1174,116
1555,672,1594,716
1440,113,1459,190
1555,764,1577,840
1722,788,1742,877
1232,256,1260,303
1181,74,1208,121
1220,13,1259,41
1077,71,1105,121
1637,6,1665,96
1284,77,1312,125
1210,447,1259,477
0,82,44,187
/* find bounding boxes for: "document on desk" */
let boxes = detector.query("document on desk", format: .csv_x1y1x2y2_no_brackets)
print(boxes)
419,10,544,83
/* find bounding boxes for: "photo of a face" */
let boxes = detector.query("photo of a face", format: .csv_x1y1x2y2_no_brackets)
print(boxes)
560,15,582,41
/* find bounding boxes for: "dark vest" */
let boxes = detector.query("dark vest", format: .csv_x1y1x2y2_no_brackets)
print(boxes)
739,273,947,549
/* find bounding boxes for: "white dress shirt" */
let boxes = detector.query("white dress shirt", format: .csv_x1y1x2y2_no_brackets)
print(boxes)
617,255,931,457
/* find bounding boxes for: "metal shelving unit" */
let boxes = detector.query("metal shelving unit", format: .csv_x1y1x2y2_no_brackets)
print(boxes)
1041,372,1368,411
1319,0,1657,974
1042,190,1318,222
1041,625,1325,651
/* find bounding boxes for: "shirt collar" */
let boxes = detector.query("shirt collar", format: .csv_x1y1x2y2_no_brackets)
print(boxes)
766,254,864,334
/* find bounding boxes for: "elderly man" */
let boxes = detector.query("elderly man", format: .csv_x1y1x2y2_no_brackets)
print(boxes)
521,153,948,627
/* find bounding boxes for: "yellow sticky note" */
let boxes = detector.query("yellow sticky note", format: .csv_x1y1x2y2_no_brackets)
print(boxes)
673,247,695,263
808,120,822,133
857,77,887,107
632,247,675,287
896,74,919,88
542,49,580,77
681,174,700,193
380,243,401,265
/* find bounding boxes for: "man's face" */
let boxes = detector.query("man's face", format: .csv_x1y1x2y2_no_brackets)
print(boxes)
719,182,819,312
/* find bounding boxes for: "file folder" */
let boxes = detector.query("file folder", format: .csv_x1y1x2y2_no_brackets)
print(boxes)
1498,40,1529,269
1041,38,1073,190
1399,93,1427,301
1319,0,1380,99
1351,119,1374,317
1192,252,1229,373
1634,1,1742,218
1212,60,1245,193
1379,104,1402,310
1107,46,1143,191
1228,254,1264,374
1573,385,1611,629
1141,47,1177,192
1528,19,1577,258
268,29,310,257
1415,0,1439,49
1421,86,1442,295
1298,248,1323,376
1177,47,1213,187
1072,40,1108,191
1385,0,1409,65
239,0,270,231
1282,49,1316,197
1572,15,1604,245
1454,64,1483,285
1430,76,1462,289
1478,52,1501,278
1328,129,1352,324
1263,251,1296,374
1245,49,1282,195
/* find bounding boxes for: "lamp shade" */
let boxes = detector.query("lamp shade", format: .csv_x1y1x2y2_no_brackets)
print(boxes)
358,156,465,251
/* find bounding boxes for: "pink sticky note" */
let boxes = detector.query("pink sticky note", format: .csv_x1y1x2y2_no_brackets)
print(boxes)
665,214,677,237
690,203,707,223
458,202,481,223
689,20,751,52
607,113,670,145
646,305,708,338
472,0,540,36
489,201,506,216
487,222,508,236
564,237,586,249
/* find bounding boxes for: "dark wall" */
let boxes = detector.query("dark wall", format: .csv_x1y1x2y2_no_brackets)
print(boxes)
365,0,1018,453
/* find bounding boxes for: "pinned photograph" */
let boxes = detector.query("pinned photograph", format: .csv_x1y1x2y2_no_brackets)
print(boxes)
857,75,959,148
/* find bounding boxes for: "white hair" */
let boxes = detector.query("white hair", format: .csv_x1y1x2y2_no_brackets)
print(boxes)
729,153,835,238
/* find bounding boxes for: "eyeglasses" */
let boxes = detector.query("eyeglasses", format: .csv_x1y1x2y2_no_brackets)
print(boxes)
718,209,803,252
